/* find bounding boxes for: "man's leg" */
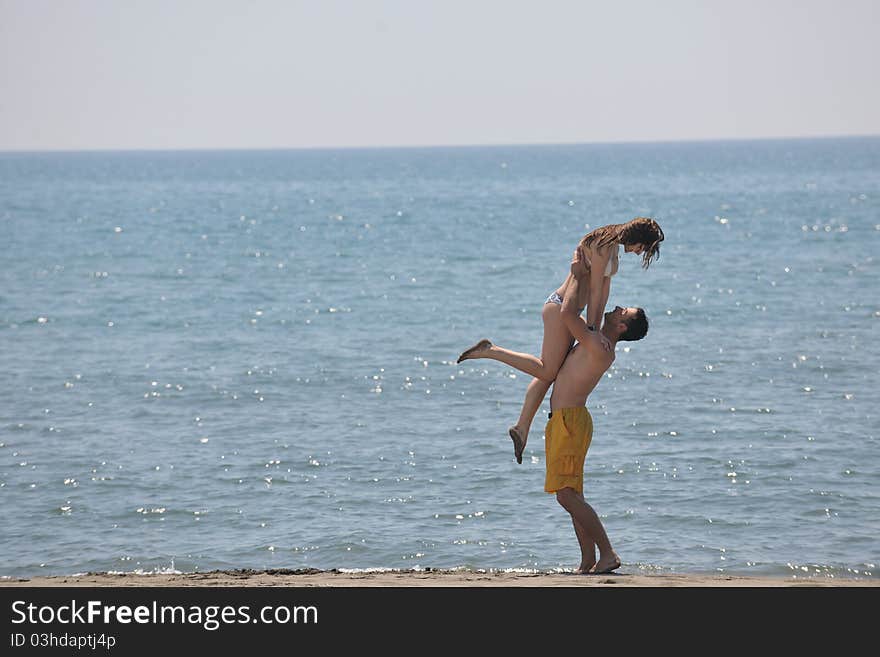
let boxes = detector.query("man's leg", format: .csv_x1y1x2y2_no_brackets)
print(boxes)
556,487,620,574
570,514,596,574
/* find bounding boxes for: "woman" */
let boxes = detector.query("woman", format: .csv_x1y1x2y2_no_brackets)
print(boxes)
457,217,664,463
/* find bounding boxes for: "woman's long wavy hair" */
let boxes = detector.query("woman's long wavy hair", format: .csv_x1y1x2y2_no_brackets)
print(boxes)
579,217,664,269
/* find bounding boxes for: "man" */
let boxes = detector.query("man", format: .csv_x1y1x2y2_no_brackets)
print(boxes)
544,272,648,573
457,262,649,573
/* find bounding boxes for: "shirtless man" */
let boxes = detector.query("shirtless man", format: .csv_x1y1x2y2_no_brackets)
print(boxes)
457,259,649,573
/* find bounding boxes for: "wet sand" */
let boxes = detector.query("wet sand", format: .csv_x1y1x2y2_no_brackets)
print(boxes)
2,569,876,587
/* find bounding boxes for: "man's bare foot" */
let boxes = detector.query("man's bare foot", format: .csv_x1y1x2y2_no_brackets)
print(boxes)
575,562,596,575
590,553,621,574
457,339,492,363
508,426,527,464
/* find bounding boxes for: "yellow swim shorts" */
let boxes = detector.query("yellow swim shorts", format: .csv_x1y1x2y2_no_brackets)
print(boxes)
544,407,593,494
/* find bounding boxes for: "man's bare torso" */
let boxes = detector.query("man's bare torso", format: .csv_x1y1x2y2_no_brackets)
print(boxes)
549,336,615,410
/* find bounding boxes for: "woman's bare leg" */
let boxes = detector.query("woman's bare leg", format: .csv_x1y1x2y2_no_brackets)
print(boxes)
457,278,589,464
457,304,573,379
457,342,555,379
506,303,574,461
508,377,551,462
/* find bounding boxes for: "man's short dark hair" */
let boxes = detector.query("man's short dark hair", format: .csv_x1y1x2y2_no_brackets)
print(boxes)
619,308,648,342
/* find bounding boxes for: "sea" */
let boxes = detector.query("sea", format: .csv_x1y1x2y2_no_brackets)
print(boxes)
1,137,878,580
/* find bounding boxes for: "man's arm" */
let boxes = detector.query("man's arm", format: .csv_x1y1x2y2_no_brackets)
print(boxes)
585,244,612,329
594,276,611,323
561,274,602,347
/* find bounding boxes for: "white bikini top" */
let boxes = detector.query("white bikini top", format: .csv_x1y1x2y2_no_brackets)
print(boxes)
584,244,619,278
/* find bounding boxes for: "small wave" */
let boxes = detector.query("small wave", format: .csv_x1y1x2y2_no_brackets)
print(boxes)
72,566,184,576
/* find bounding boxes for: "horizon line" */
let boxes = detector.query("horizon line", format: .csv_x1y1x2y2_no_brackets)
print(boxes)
1,132,878,155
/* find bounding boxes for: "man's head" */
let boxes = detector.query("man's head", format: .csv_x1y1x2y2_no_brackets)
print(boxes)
604,306,648,342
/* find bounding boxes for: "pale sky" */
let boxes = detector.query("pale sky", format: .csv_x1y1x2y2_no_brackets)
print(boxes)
1,0,878,151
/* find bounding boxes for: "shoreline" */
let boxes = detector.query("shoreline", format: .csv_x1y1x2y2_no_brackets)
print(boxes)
2,568,877,587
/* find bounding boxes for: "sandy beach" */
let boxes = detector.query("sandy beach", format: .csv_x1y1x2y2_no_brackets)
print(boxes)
2,569,876,587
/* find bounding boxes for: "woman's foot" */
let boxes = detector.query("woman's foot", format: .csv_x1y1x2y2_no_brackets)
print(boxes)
508,426,527,464
590,552,621,574
457,339,492,363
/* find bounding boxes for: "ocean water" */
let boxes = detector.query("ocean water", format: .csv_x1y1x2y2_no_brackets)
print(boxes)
1,138,878,580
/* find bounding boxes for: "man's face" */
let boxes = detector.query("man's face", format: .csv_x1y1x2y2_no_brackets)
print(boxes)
604,306,639,332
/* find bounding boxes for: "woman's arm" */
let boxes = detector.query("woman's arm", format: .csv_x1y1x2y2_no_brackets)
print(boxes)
558,272,575,300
